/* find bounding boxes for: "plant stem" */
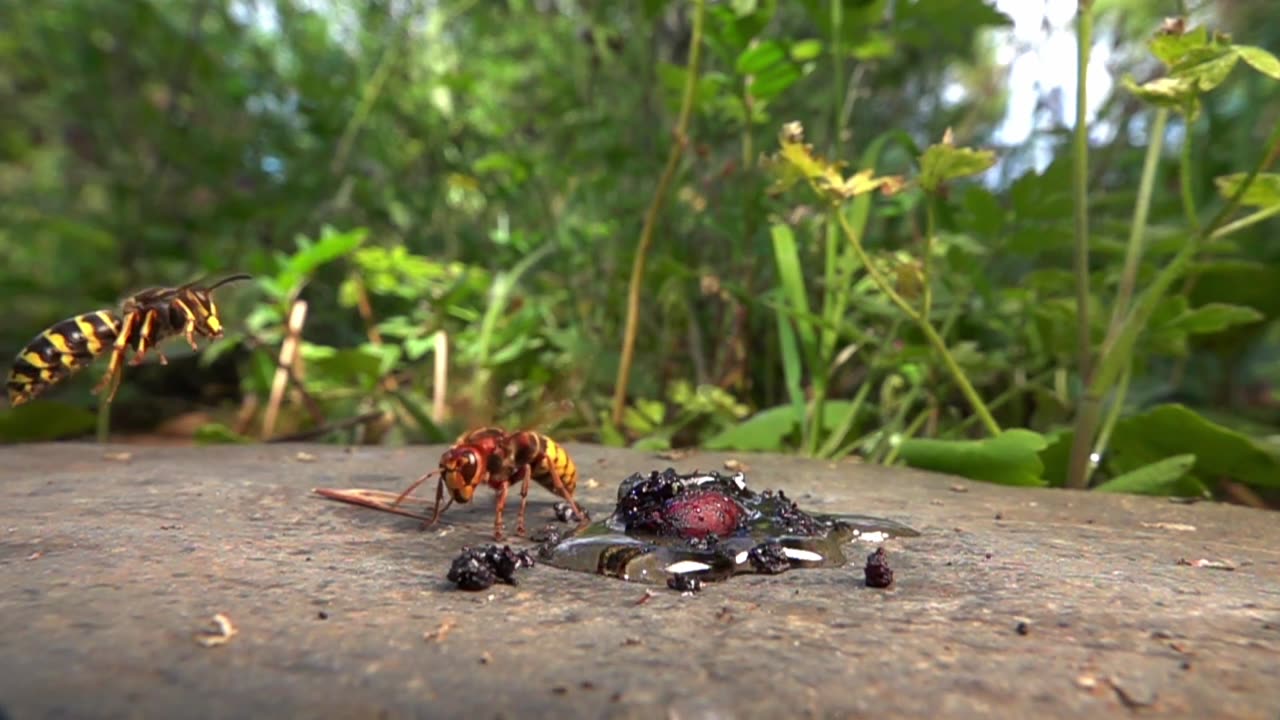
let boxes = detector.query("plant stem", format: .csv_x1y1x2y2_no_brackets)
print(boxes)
1209,203,1280,240
611,0,706,428
1089,360,1130,476
923,198,937,321
1068,104,1166,489
1179,112,1200,233
830,0,845,152
1106,107,1166,344
1065,0,1095,489
833,211,1001,436
1068,119,1280,487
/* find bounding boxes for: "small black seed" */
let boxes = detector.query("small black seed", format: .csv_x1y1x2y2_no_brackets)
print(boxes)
1015,621,1029,635
317,611,328,620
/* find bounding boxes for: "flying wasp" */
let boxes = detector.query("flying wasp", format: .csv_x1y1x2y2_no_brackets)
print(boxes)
6,274,251,407
315,426,590,540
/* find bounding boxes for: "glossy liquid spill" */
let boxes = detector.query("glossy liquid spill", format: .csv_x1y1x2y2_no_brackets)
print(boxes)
538,468,919,586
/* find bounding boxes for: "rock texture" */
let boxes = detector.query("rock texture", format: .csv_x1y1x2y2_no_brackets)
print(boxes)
1,442,1277,719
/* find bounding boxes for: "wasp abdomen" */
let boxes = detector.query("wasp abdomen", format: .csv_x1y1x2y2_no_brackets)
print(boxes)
7,311,121,406
539,435,579,495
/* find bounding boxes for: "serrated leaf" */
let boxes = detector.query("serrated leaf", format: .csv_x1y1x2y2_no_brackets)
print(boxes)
898,429,1049,486
918,143,997,192
1093,454,1196,495
1169,302,1264,335
1213,172,1280,208
766,122,902,201
1235,45,1280,79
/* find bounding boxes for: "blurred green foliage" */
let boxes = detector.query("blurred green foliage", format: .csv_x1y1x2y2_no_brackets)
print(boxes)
2,0,1279,504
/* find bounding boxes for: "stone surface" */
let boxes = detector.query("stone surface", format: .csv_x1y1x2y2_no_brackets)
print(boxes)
1,442,1278,719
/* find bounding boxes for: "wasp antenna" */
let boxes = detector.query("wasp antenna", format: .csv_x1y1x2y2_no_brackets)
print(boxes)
392,470,438,508
207,273,253,291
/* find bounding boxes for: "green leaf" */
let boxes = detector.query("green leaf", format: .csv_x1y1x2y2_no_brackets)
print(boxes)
276,226,367,298
194,422,253,445
1213,172,1280,208
633,434,673,452
1093,454,1196,495
1110,404,1280,489
1149,26,1210,67
622,398,666,435
918,142,997,192
1235,45,1280,80
748,60,802,101
790,39,823,62
1121,74,1200,110
704,404,797,451
736,41,786,75
1169,302,1264,335
898,429,1050,486
1169,45,1239,93
0,401,98,442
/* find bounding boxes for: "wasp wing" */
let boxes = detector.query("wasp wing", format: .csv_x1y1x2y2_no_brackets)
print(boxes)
313,487,440,523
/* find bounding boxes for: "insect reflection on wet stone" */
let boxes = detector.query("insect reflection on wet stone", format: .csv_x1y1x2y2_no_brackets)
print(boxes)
537,468,919,588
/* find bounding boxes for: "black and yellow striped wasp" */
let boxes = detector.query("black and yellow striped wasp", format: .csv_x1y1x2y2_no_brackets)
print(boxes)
6,274,251,407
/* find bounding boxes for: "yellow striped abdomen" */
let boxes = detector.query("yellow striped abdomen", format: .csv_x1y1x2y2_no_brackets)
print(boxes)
533,434,578,496
7,311,120,406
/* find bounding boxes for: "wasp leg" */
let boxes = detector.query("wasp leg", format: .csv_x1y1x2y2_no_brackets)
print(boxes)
546,463,590,526
174,298,201,351
129,310,170,366
513,465,533,537
492,480,510,541
94,311,142,402
424,477,453,531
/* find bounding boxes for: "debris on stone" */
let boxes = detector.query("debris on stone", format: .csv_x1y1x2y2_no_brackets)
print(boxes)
424,618,457,643
447,545,536,591
103,452,132,462
1107,675,1157,709
294,451,317,462
747,541,791,575
194,613,238,647
864,547,894,588
1176,557,1235,571
723,458,748,472
1142,522,1196,532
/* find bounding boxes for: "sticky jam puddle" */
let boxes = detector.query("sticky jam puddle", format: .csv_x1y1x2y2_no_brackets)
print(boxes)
537,468,919,586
